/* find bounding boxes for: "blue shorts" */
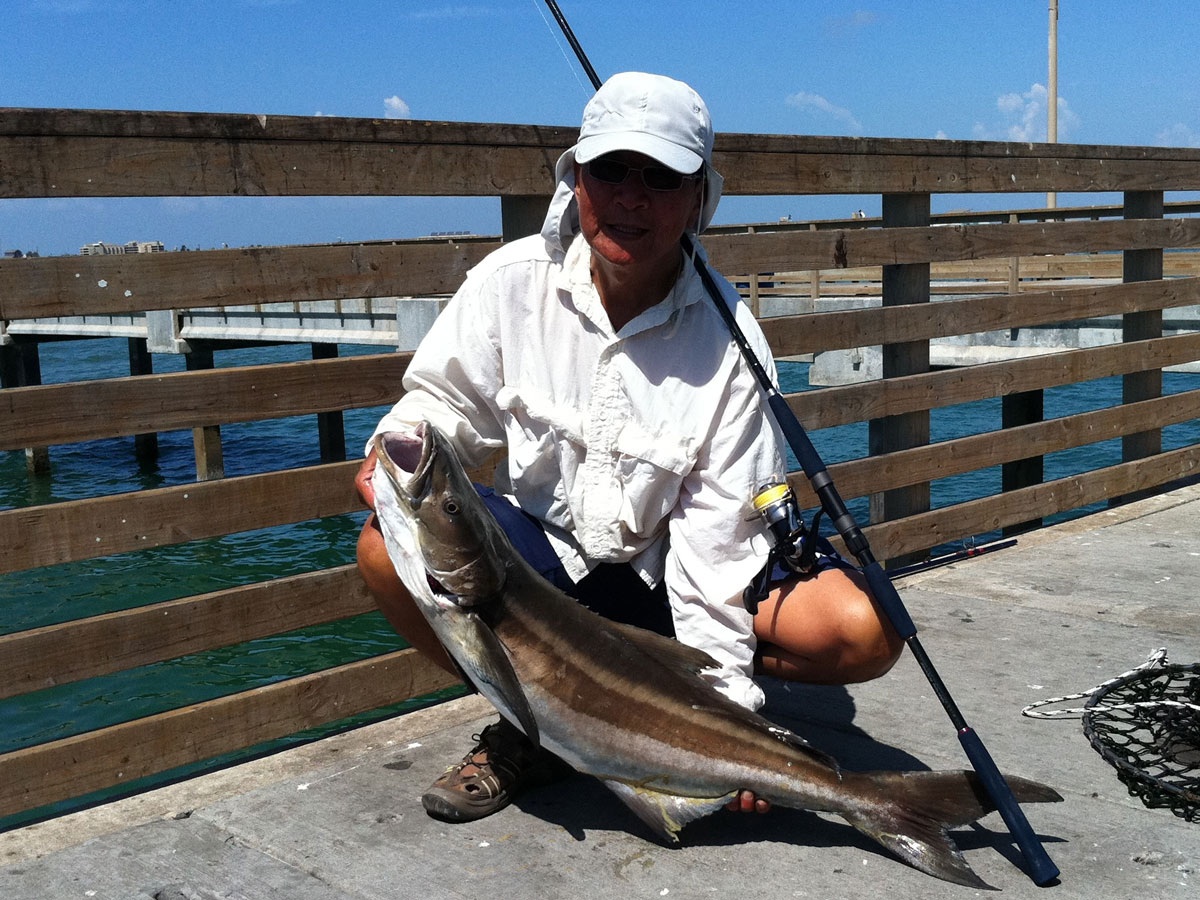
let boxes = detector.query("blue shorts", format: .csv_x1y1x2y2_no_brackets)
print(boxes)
765,534,856,585
476,485,675,638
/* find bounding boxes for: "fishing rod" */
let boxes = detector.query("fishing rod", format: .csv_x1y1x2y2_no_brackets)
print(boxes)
540,0,1059,886
886,537,1018,580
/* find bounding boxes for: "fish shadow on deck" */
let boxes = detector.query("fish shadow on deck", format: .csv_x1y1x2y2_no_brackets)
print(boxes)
511,681,1022,862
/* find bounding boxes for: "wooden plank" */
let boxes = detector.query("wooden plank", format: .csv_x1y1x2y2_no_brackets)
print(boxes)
7,108,1200,200
740,251,1200,292
0,352,409,450
0,648,462,819
2,134,566,197
0,107,577,143
0,110,576,198
710,145,1200,196
0,460,364,574
789,390,1200,507
705,218,1200,274
855,444,1200,561
0,565,375,700
4,222,1198,323
787,331,1200,431
761,276,1200,357
0,239,498,320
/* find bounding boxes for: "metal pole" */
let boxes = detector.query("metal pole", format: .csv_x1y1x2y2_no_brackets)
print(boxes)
1048,0,1059,209
540,0,1059,886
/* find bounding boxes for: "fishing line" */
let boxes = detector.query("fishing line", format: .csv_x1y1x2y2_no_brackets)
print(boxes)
531,0,595,98
538,0,1060,885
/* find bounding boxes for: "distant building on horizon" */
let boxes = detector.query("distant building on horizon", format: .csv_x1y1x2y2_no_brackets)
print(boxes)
80,240,165,256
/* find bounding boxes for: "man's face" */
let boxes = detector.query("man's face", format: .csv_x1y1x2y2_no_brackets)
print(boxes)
574,151,703,274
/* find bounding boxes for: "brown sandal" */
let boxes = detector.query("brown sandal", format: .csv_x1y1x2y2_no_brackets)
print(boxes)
421,720,569,822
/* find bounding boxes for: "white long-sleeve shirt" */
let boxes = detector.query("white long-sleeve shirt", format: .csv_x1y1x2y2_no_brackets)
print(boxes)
371,233,786,709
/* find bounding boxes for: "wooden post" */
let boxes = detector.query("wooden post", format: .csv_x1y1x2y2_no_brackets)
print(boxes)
1122,191,1164,457
746,225,760,318
1007,213,1021,296
1001,209,1043,532
808,222,820,306
870,193,930,566
1117,191,1164,504
1002,389,1044,534
0,341,51,474
500,195,550,242
313,343,346,463
186,347,224,481
127,338,159,467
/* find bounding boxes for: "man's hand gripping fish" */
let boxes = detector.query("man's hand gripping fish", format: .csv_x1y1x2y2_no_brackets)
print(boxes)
371,422,1061,889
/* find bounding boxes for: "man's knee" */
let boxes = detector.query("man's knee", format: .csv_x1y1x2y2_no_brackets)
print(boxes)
839,586,904,681
754,566,903,684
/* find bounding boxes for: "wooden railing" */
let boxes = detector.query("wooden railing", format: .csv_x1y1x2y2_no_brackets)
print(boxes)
2,109,1200,823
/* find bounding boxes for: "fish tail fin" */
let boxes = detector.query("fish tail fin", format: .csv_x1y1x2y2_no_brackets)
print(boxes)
841,770,1061,889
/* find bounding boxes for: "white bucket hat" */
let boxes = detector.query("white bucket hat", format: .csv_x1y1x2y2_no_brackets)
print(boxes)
542,72,724,253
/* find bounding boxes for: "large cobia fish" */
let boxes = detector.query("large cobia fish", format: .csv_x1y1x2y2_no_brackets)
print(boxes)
371,421,1061,889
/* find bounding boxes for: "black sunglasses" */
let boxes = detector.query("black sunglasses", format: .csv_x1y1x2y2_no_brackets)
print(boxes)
584,157,701,192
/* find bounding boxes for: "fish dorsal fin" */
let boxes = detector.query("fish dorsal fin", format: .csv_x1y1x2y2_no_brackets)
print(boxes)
765,723,842,774
604,620,721,676
601,779,734,844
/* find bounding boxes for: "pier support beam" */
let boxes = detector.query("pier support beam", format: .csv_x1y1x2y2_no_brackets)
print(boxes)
1002,389,1044,535
313,343,346,463
127,338,159,467
0,341,51,475
187,348,225,481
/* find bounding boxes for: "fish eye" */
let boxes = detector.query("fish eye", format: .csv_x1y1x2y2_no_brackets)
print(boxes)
442,499,460,515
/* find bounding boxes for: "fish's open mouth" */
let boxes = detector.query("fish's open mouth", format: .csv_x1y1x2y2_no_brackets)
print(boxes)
376,423,434,506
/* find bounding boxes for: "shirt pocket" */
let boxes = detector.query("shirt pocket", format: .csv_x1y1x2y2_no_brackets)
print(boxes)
495,386,578,520
612,420,698,537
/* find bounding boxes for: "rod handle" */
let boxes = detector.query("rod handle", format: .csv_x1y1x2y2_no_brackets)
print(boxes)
958,726,1060,886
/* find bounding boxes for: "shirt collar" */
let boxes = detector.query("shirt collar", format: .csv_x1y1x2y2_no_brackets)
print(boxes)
556,237,700,338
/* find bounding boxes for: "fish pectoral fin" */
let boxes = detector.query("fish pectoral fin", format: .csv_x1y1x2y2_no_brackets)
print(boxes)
601,779,734,845
605,621,721,676
467,615,540,749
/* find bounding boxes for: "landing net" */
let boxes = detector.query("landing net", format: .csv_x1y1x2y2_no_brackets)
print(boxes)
1023,649,1200,823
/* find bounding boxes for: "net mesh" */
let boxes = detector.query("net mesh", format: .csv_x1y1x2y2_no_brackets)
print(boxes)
1082,662,1200,822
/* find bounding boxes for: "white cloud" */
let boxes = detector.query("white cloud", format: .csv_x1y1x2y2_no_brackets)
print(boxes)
1156,123,1200,147
786,91,863,135
384,96,412,119
973,83,1080,143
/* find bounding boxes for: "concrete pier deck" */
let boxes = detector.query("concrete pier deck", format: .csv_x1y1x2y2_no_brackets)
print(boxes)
3,483,1199,899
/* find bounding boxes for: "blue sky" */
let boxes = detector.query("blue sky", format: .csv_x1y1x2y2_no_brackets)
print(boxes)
3,1,1199,255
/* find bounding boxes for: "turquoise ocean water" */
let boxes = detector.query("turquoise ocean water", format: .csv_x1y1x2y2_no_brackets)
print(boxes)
2,338,1198,827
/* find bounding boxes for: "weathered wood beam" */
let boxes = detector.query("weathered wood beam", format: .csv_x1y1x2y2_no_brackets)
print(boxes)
0,352,409,450
0,648,461,820
0,565,374,700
